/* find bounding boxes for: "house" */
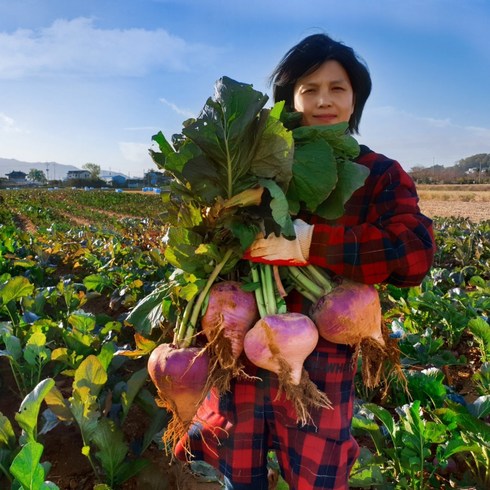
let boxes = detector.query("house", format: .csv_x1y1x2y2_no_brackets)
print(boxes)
126,178,145,189
66,170,91,180
111,175,127,187
5,171,27,182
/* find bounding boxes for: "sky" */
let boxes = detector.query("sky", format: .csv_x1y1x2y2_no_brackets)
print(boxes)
0,0,489,178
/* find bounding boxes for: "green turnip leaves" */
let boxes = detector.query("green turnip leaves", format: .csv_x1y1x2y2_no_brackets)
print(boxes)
149,76,369,277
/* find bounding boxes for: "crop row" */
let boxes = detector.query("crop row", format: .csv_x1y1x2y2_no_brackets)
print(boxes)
0,190,489,489
0,189,168,241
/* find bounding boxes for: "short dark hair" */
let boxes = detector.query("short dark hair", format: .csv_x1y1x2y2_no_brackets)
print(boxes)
269,33,372,133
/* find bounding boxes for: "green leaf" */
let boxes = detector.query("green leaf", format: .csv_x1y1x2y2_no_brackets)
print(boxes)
83,274,111,293
468,316,490,360
0,276,34,305
223,216,259,250
293,122,359,159
468,395,490,419
120,367,148,422
260,179,294,237
250,103,294,190
315,159,369,219
23,332,49,367
70,393,100,444
0,412,16,449
151,130,174,158
97,342,116,372
44,386,73,422
164,227,214,276
404,369,447,408
183,77,268,162
15,378,56,444
351,414,387,454
125,283,173,337
67,312,96,334
0,333,22,361
363,403,397,443
92,418,128,485
10,440,45,489
287,139,337,213
182,76,270,199
73,355,107,402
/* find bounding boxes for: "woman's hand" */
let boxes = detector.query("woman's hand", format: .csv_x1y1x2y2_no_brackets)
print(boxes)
243,219,314,266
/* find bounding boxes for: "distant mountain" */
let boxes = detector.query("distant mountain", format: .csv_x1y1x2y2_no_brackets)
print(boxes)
0,158,128,181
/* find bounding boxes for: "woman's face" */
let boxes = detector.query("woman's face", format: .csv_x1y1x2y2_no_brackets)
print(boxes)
293,60,355,127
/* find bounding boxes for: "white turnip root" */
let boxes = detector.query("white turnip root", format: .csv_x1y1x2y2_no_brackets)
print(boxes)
201,281,259,391
148,343,210,455
244,311,332,425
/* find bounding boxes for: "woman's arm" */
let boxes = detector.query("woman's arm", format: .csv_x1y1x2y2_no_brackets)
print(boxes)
308,159,435,287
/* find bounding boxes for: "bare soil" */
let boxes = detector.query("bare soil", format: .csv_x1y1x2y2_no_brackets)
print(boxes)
419,199,490,222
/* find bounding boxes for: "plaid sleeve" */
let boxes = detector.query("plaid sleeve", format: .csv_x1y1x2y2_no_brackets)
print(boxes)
307,153,435,287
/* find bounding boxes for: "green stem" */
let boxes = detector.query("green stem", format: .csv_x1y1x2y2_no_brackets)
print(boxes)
287,267,325,300
80,427,100,480
174,295,196,345
250,263,282,318
304,265,334,293
0,462,12,482
179,248,235,348
261,264,275,316
223,127,233,199
9,361,25,398
289,282,318,303
251,263,267,318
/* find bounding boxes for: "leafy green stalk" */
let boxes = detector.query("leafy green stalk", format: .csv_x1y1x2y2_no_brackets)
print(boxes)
286,265,334,303
174,248,235,348
174,294,197,347
250,263,267,318
250,263,287,318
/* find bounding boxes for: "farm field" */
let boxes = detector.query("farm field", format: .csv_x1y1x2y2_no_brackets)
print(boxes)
417,184,490,222
0,187,489,490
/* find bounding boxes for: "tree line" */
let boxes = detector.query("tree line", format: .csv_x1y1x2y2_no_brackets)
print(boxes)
409,153,490,184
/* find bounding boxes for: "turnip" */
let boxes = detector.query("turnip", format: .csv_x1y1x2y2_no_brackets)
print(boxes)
147,250,236,454
201,280,259,392
287,265,403,388
310,279,384,346
148,343,209,454
243,263,331,425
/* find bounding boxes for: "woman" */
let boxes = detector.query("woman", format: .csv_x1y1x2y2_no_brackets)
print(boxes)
176,33,435,490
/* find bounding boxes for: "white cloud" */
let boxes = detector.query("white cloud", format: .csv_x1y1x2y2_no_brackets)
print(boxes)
119,141,151,164
0,113,21,132
358,106,490,169
159,97,195,118
0,17,221,79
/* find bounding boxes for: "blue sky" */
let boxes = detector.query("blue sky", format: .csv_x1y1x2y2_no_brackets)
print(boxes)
0,0,489,177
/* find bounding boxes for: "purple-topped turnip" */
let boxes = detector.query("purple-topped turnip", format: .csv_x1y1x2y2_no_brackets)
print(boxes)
201,280,259,391
243,263,331,425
